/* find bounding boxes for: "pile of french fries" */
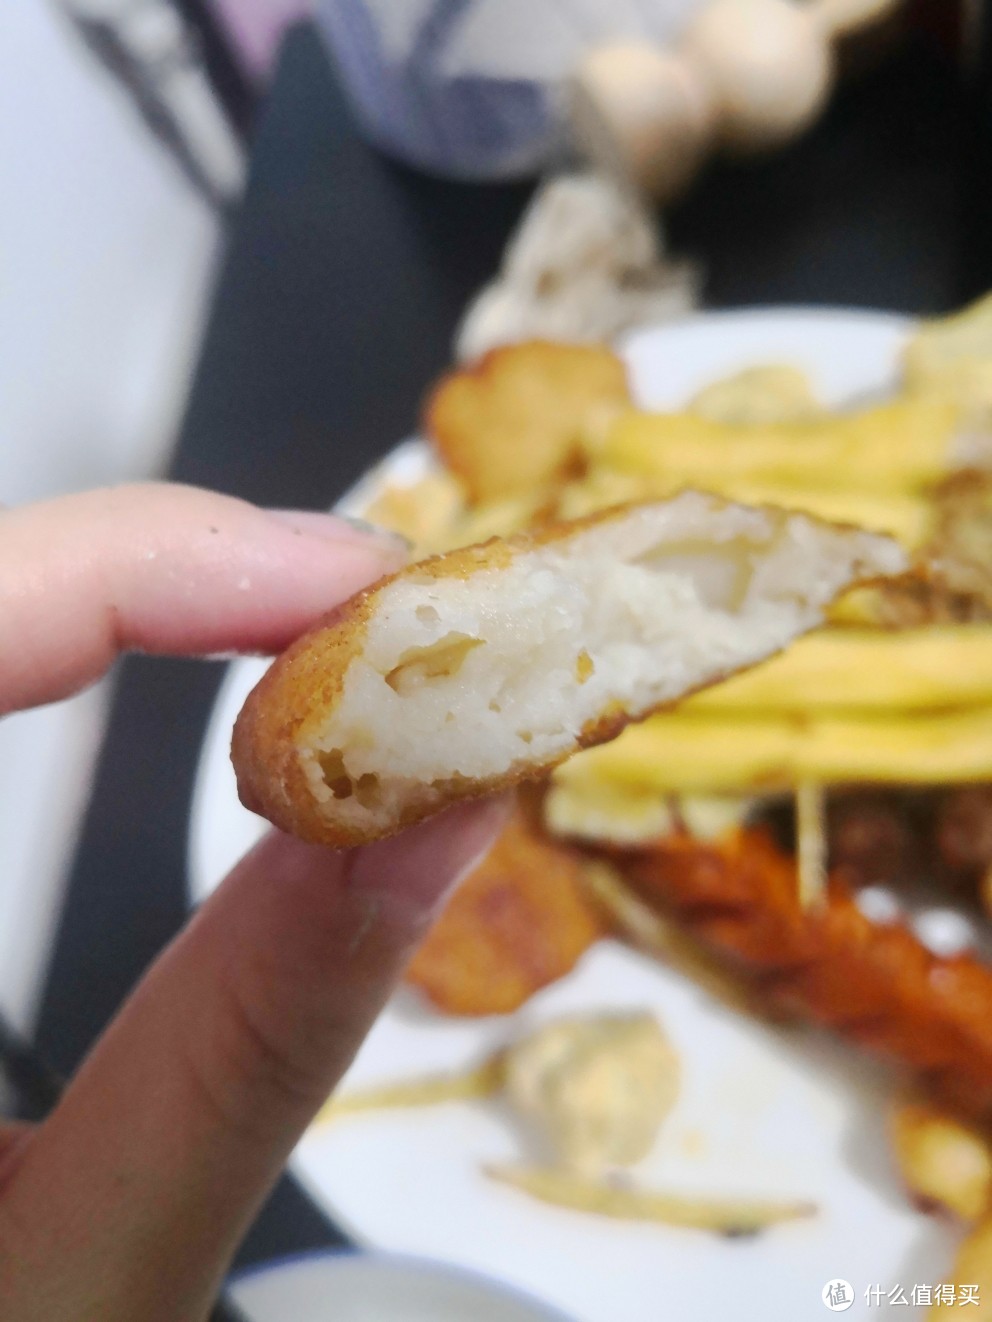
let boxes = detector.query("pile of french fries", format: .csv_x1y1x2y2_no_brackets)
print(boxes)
369,294,992,864
356,294,992,1288
548,301,992,857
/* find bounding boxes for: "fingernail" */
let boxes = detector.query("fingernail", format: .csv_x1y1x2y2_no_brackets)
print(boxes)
266,508,412,554
337,514,414,550
440,794,516,891
350,794,515,920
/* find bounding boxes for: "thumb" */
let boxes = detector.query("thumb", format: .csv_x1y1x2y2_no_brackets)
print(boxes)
0,797,510,1322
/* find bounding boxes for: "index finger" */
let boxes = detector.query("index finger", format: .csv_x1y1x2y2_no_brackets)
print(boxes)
0,483,407,713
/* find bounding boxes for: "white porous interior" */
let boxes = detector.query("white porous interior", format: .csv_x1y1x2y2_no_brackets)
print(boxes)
299,492,905,831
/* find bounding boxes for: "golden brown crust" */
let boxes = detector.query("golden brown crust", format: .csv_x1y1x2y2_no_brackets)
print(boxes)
230,590,373,842
232,515,613,847
424,340,632,504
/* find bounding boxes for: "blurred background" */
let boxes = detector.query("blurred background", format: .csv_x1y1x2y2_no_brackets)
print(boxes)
1,0,321,1039
4,0,971,1035
5,2,992,1317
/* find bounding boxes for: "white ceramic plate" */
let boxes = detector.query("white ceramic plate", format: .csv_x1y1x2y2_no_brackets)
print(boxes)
229,1251,572,1322
191,309,959,1322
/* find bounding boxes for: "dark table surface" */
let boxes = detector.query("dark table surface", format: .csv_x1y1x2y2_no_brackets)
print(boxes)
33,18,992,1280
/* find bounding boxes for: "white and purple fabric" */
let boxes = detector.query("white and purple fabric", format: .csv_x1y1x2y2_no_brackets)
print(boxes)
313,0,704,179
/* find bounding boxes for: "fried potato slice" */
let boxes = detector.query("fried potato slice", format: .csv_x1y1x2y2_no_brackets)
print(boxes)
406,809,604,1015
688,364,822,425
232,492,903,846
424,340,631,503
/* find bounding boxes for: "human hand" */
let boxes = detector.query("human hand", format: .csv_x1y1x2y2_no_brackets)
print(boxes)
0,484,508,1322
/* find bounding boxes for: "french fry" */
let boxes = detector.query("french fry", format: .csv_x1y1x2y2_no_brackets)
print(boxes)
545,779,678,844
598,398,962,494
555,705,992,797
686,626,992,715
890,1101,992,1222
546,779,751,847
485,1164,815,1233
557,466,931,545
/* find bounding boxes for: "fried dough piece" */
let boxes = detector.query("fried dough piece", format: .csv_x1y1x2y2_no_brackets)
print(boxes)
424,340,631,503
232,492,903,847
406,810,604,1015
625,829,992,1123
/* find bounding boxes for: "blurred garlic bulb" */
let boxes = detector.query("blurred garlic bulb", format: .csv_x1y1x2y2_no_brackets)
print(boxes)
812,0,902,38
458,0,904,355
568,44,712,204
680,0,833,152
564,0,902,200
